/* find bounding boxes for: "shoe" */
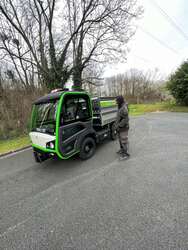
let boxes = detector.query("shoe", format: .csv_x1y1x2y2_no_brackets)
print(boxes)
119,154,129,161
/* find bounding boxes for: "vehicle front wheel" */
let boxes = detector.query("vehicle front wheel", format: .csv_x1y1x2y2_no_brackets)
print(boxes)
79,137,96,160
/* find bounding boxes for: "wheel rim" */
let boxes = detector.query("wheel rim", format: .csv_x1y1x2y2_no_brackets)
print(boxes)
84,142,93,153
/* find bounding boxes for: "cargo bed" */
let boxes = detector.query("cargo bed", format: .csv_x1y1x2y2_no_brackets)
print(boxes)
92,98,117,127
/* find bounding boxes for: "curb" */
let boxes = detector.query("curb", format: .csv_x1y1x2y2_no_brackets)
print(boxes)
0,146,31,159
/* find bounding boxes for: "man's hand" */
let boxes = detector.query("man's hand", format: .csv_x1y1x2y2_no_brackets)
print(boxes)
116,125,120,132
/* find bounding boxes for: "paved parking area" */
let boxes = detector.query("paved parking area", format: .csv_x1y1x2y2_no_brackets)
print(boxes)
0,112,188,249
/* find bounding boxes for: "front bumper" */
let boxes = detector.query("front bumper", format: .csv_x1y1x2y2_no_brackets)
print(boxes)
33,147,56,163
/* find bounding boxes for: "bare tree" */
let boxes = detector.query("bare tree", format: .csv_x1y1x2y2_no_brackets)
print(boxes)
0,0,75,89
105,68,164,103
0,0,142,90
67,0,142,88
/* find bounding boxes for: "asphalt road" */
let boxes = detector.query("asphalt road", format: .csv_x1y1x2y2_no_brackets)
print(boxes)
0,112,188,250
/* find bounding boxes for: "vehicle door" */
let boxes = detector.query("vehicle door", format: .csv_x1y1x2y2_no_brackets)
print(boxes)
58,93,93,158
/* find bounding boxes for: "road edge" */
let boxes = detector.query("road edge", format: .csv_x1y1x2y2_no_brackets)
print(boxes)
0,146,31,159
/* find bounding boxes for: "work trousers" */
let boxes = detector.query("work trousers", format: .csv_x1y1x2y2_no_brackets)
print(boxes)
118,129,129,154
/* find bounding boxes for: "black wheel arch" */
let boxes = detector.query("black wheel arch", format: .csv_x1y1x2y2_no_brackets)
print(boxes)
75,128,97,151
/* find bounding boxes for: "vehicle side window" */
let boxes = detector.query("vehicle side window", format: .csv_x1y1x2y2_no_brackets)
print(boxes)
61,95,91,125
76,98,90,120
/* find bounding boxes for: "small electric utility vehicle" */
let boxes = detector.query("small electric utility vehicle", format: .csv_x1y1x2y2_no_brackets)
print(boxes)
29,89,118,162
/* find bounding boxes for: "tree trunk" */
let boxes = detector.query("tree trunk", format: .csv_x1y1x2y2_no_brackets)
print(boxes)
72,67,83,89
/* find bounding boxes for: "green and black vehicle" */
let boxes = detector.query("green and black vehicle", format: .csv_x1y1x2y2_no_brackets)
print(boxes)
30,89,118,162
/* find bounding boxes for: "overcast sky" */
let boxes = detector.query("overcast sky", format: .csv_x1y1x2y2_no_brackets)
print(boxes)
104,0,188,78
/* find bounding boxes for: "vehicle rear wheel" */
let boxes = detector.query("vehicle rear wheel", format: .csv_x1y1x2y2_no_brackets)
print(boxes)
79,137,96,160
110,122,117,140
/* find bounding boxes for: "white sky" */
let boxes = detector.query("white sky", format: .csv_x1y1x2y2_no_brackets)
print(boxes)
104,0,188,78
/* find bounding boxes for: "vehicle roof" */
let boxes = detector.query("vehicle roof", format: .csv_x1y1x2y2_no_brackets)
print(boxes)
34,90,89,104
34,91,64,104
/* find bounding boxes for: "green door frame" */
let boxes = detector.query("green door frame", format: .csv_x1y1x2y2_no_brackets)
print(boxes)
55,91,93,159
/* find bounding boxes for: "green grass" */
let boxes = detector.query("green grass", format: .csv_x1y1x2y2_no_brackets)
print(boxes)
0,136,31,155
129,102,188,116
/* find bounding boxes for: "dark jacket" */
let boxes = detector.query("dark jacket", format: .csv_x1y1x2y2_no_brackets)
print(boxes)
116,103,129,132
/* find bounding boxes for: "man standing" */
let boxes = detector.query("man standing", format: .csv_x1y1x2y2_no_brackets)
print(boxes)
115,96,130,160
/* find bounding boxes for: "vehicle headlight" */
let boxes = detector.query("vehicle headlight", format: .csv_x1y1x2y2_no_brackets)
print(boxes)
46,141,55,149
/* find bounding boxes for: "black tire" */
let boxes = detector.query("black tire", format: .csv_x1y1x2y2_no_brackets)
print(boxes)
33,151,41,163
110,122,117,140
79,137,96,160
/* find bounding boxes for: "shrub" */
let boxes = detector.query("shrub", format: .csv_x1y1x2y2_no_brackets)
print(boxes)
167,60,188,105
0,87,46,140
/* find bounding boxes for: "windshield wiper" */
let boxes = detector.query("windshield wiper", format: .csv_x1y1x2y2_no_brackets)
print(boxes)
39,105,51,129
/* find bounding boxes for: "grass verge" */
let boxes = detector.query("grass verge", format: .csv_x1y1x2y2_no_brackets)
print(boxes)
129,102,188,116
0,136,30,155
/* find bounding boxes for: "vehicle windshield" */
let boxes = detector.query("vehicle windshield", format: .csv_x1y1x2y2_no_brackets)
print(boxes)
31,100,59,135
